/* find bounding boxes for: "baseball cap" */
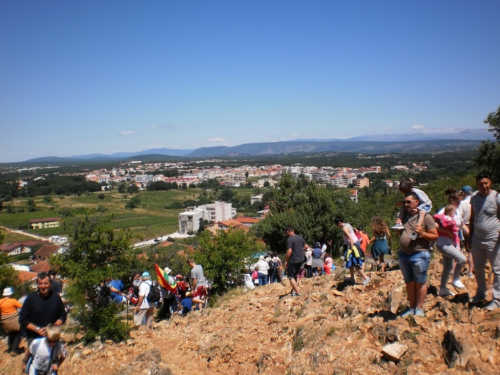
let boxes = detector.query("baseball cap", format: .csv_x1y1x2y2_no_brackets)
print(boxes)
462,185,473,194
142,271,150,278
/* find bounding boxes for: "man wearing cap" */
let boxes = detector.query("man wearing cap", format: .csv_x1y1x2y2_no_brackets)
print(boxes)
158,267,177,320
459,185,474,277
19,272,67,346
134,272,154,328
469,173,500,310
0,287,23,355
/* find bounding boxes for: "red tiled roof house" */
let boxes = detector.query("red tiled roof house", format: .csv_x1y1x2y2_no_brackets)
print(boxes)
33,244,61,262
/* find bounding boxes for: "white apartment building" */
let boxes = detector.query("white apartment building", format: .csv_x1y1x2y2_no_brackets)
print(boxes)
201,201,234,222
178,201,235,234
178,209,204,234
135,174,154,183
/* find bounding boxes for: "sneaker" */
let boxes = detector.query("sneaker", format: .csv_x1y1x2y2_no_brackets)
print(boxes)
484,300,500,311
293,293,302,297
452,279,465,289
414,308,425,317
439,288,455,297
363,277,371,286
291,291,297,297
391,223,404,230
470,294,487,304
400,308,415,318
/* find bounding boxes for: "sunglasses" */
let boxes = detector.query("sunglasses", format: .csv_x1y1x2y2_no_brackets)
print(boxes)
403,200,415,204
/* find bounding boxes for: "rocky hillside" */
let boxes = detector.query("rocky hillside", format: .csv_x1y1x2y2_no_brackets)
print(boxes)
1,254,499,375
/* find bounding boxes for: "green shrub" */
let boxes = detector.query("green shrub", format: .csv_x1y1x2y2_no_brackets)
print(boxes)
51,215,135,343
77,304,131,344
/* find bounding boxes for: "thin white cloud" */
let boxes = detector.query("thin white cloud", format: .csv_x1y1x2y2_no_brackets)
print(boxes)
148,141,163,148
120,130,138,136
208,137,225,142
411,125,425,130
149,124,192,130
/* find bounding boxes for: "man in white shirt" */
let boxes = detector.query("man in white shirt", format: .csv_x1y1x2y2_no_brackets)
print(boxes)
134,272,154,328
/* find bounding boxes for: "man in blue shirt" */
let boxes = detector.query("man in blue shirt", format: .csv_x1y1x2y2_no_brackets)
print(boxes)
109,279,127,304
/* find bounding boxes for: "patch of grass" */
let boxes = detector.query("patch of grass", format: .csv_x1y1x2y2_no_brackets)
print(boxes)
408,316,418,328
3,231,36,242
274,309,282,318
403,331,420,343
292,326,304,351
296,307,305,317
326,327,336,336
211,287,247,308
320,293,328,301
450,304,458,316
208,345,219,353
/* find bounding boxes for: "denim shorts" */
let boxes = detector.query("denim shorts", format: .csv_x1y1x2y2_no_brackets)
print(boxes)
398,250,430,284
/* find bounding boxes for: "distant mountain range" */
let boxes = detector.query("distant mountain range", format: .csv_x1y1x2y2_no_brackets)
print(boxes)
17,128,494,163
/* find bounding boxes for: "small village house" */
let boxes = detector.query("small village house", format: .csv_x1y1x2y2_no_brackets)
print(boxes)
29,217,61,229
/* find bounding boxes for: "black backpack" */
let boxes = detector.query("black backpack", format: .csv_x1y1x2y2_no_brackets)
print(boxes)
161,286,175,300
268,259,276,271
146,281,161,303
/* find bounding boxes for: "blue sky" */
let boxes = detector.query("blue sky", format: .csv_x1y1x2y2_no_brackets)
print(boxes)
1,1,500,162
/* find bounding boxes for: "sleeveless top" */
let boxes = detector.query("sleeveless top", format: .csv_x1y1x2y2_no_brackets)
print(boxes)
342,223,359,245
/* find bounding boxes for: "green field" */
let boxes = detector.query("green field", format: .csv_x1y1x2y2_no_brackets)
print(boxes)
0,189,203,242
3,232,37,243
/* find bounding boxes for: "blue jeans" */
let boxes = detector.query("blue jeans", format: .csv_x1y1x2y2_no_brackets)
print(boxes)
258,273,268,286
398,251,430,284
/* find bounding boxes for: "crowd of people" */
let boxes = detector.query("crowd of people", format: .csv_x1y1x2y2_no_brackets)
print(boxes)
2,173,500,372
0,259,210,373
279,174,500,318
106,258,210,329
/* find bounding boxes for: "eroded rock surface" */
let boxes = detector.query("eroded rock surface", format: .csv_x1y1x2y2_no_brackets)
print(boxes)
1,253,499,374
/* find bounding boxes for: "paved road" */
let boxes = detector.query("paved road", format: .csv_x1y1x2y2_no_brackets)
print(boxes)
1,225,190,249
132,231,192,248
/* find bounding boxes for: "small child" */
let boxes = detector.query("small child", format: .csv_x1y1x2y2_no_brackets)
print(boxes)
180,292,193,316
323,253,335,275
22,324,66,375
434,205,460,248
395,178,433,230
